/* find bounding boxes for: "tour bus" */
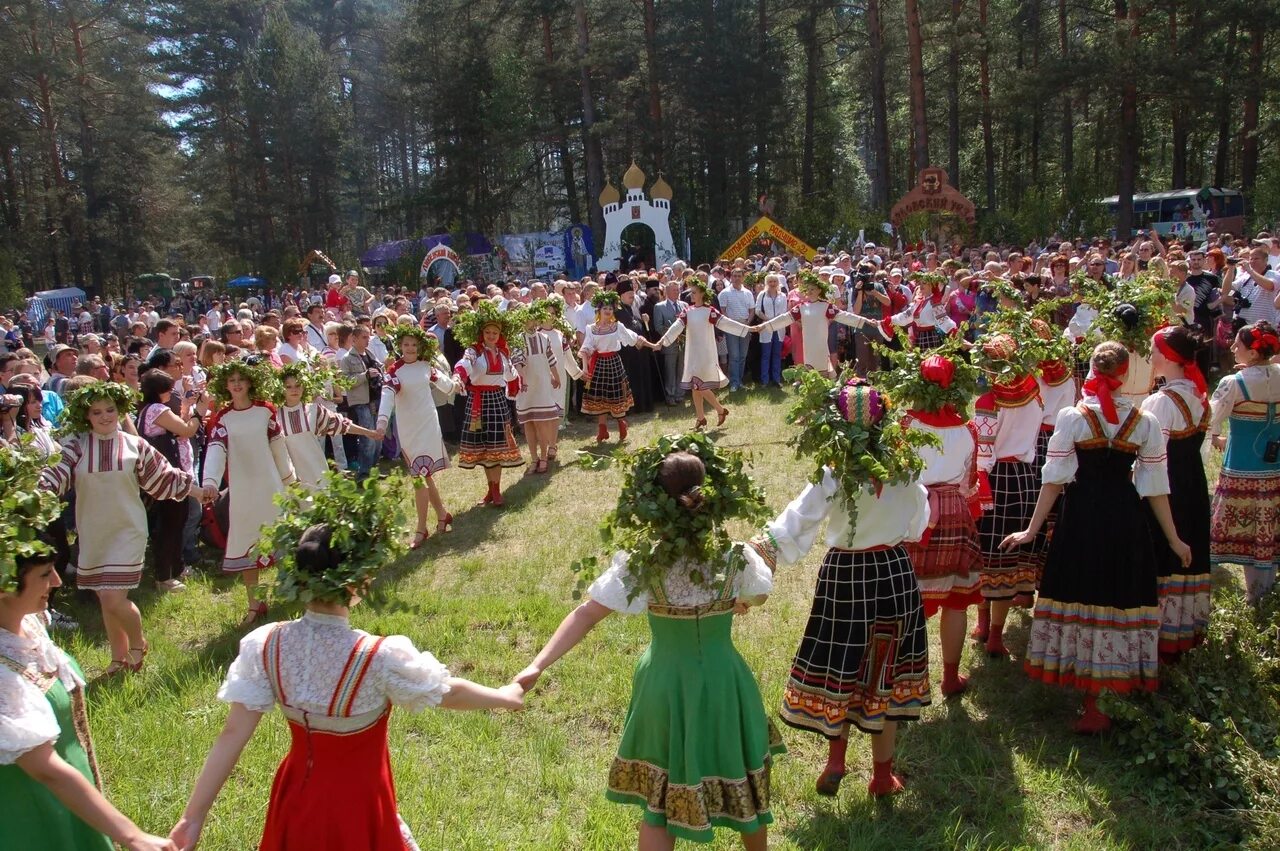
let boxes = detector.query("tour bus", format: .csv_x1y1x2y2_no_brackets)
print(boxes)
1102,187,1245,242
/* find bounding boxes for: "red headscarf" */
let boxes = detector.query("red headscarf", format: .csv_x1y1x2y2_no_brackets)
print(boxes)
1082,362,1129,424
1152,327,1207,402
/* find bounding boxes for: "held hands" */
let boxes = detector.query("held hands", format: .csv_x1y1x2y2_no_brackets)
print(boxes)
168,815,203,851
496,682,526,710
374,426,387,441
513,664,542,692
128,831,178,851
1211,434,1226,452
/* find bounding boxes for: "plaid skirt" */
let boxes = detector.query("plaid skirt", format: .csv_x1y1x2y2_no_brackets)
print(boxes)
904,484,983,616
913,326,944,350
978,459,1039,600
458,389,524,469
780,546,931,737
582,354,634,419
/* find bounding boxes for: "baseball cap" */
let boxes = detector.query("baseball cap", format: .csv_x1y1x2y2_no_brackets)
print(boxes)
328,274,341,285
863,242,878,250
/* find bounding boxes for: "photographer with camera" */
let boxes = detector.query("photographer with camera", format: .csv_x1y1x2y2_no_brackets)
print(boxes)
849,261,890,377
1222,245,1280,329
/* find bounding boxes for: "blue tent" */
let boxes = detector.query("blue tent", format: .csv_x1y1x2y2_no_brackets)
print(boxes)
226,276,267,288
28,287,88,324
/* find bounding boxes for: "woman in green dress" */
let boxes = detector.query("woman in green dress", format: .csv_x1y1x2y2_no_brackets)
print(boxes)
516,434,781,850
0,539,175,851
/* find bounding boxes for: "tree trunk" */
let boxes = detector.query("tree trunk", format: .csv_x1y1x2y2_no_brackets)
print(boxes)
643,0,663,170
948,0,962,187
1029,0,1042,186
1058,0,1072,185
575,0,606,251
1239,25,1263,192
905,0,929,178
543,13,581,224
1213,22,1238,187
756,0,771,193
1114,0,1140,240
1169,8,1188,189
979,0,995,211
867,0,891,209
798,2,820,196
68,11,105,294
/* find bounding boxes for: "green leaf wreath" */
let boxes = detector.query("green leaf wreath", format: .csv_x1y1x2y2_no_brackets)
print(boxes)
794,267,835,301
533,296,576,340
386,323,441,362
453,298,520,349
205,356,283,407
783,367,937,547
275,358,352,405
873,332,980,413
56,381,138,438
0,438,64,593
569,432,769,602
683,274,716,305
1075,271,1180,356
257,469,410,606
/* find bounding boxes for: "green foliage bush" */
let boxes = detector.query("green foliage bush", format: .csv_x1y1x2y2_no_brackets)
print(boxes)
1106,588,1280,846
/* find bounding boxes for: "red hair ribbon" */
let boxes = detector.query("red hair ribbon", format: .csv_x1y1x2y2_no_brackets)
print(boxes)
1250,332,1280,353
1152,328,1207,401
1082,369,1126,424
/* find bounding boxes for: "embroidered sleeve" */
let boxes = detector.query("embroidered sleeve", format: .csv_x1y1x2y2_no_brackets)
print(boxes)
1140,392,1177,444
890,302,915,327
377,384,396,428
933,306,957,334
757,310,794,334
587,551,649,615
376,636,453,712
1041,407,1081,485
656,315,686,348
972,393,998,474
1207,374,1241,437
614,322,640,348
135,437,195,501
761,469,838,567
39,435,82,497
1133,410,1172,498
714,313,751,338
313,404,352,438
202,421,228,489
216,625,275,713
0,671,60,764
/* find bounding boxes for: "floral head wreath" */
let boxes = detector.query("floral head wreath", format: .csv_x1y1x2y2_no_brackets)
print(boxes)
795,268,836,301
983,303,1073,368
275,359,350,405
1076,271,1178,356
258,470,409,606
590,289,622,311
911,271,949,293
0,439,64,593
387,323,440,362
874,333,979,415
57,381,138,437
569,432,769,602
781,367,936,547
683,274,715,305
453,298,519,349
205,356,282,407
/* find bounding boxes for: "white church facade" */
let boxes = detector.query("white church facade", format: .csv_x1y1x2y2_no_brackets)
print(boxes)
596,163,680,272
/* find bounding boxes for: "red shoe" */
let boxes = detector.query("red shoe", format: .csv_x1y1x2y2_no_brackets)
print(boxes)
970,605,990,642
481,486,494,505
618,419,628,441
490,486,504,507
815,767,846,797
985,629,1009,659
693,417,708,431
867,772,905,797
1073,695,1112,734
941,674,970,698
596,422,609,443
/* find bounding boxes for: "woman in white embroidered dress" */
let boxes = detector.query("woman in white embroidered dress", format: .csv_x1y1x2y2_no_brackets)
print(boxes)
512,308,562,473
537,296,582,460
41,384,214,675
275,365,378,490
375,327,461,547
169,524,523,851
753,272,887,376
652,276,750,431
202,360,296,628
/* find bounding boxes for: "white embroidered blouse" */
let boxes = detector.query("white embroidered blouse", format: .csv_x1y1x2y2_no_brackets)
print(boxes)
1041,398,1170,497
0,614,81,765
588,548,774,614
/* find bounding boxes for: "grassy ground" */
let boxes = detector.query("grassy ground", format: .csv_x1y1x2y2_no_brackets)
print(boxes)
58,388,1237,850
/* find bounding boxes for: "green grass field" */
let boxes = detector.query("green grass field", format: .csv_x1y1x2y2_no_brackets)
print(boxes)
59,389,1240,850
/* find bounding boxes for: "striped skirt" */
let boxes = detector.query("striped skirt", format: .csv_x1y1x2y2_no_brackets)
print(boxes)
780,546,930,737
904,484,983,617
458,390,524,469
582,354,634,419
977,459,1039,601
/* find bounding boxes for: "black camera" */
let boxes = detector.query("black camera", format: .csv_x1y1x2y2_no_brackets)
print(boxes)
860,279,875,292
0,394,22,413
1236,295,1253,310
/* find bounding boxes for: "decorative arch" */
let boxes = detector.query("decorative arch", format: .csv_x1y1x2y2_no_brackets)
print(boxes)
597,163,679,272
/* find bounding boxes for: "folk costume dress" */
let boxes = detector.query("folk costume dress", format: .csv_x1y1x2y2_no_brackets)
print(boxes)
543,326,583,420
454,345,523,469
654,305,751,391
275,402,357,489
756,301,885,375
41,428,196,590
973,377,1046,601
0,614,111,851
512,330,562,424
1208,364,1280,596
202,404,297,572
751,472,931,737
887,296,957,350
378,359,460,478
901,411,984,615
220,611,452,851
579,321,641,419
1141,379,1212,654
1026,397,1169,694
1027,361,1079,586
587,550,783,843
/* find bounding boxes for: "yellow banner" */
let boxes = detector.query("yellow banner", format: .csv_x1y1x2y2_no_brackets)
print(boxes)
719,216,817,261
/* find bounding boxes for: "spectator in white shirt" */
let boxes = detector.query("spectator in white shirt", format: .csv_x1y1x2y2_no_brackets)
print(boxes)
717,267,756,390
754,273,789,387
1224,245,1280,327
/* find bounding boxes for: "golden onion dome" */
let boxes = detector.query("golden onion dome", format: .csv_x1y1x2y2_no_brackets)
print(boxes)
650,175,673,200
622,161,646,190
599,180,620,206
